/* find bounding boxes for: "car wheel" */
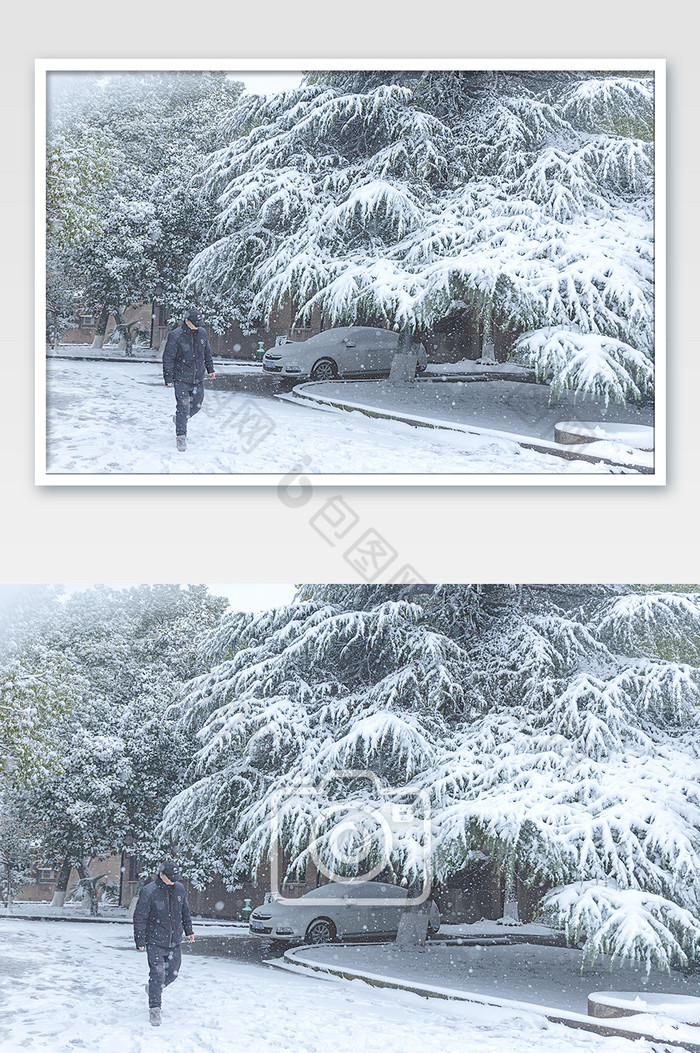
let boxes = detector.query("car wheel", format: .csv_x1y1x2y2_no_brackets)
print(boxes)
305,918,337,944
310,358,337,381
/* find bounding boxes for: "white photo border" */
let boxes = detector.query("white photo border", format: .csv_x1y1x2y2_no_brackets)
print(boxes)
35,57,666,487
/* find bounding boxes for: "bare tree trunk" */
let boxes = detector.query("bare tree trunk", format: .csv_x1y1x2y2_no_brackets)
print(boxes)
50,857,73,908
389,324,418,384
478,320,496,364
395,904,429,948
502,867,519,924
127,875,146,919
114,307,133,356
76,861,99,916
91,306,110,350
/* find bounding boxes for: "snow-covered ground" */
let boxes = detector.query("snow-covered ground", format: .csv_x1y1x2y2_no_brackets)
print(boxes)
0,901,246,935
0,918,671,1053
438,920,558,938
44,361,641,477
425,360,533,377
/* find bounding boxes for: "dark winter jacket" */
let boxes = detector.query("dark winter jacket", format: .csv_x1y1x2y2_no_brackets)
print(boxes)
163,323,214,385
133,875,193,949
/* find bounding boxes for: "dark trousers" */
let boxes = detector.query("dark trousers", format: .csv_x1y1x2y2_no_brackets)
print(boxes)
174,381,204,436
147,943,182,1007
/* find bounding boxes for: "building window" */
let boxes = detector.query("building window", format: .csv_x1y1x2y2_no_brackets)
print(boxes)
37,868,58,883
158,305,168,326
79,315,97,328
128,856,140,882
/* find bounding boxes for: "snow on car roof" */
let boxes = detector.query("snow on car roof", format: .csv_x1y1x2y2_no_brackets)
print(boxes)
301,881,409,900
297,326,398,346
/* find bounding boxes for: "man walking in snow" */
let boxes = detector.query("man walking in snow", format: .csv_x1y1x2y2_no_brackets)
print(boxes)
133,860,195,1027
163,308,216,452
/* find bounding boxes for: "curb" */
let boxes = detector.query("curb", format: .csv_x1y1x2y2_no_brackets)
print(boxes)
279,945,700,1051
46,353,259,369
47,355,164,364
0,912,246,929
0,913,132,925
428,933,568,948
283,385,653,474
421,371,540,384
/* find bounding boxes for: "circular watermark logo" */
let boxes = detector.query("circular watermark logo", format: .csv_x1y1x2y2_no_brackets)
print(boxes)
310,801,394,883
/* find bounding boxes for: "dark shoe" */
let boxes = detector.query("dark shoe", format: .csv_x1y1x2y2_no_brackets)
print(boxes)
177,435,187,452
149,1007,161,1027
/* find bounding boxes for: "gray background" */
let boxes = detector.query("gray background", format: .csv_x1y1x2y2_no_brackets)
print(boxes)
4,3,695,584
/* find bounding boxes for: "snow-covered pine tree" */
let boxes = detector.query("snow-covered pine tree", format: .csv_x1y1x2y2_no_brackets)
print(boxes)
188,70,656,403
161,584,700,972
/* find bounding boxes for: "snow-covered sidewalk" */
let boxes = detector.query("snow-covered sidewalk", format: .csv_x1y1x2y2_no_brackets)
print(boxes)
46,343,262,372
0,901,246,933
0,917,674,1053
425,360,535,378
44,360,628,477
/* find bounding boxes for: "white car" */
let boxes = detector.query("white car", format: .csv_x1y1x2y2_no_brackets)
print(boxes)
249,881,440,944
262,326,428,381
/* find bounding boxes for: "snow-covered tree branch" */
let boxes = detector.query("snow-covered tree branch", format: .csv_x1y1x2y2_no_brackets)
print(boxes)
161,584,699,971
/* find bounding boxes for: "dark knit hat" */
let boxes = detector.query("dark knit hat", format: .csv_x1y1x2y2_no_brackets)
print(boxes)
160,860,180,881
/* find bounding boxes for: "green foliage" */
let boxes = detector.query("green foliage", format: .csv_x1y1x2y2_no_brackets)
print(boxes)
46,72,244,321
46,133,114,249
0,653,80,788
0,803,37,901
5,585,227,872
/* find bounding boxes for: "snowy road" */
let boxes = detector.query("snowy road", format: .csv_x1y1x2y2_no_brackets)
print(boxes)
0,920,667,1052
44,361,618,477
